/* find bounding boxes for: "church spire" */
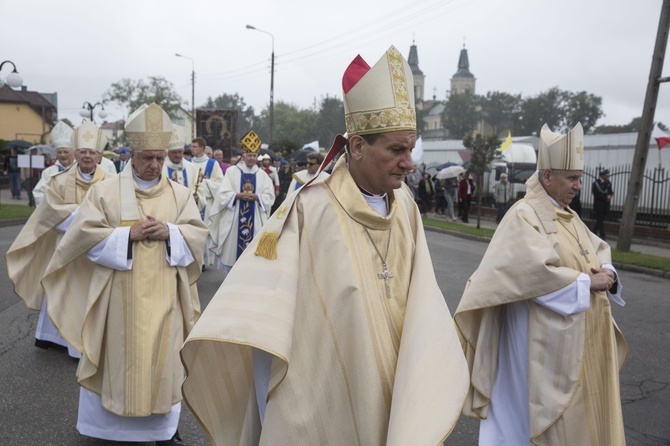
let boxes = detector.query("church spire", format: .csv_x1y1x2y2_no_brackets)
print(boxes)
450,44,476,95
454,47,474,79
408,39,425,104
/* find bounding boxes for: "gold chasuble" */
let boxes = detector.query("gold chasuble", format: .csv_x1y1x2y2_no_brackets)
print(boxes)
181,157,469,446
455,174,628,445
6,165,111,310
42,173,207,417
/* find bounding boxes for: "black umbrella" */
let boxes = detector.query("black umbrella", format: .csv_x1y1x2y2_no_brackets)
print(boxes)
436,161,458,170
260,148,281,161
5,139,32,152
289,148,314,164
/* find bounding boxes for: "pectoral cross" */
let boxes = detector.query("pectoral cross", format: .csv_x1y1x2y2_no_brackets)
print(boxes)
377,263,394,296
578,243,590,263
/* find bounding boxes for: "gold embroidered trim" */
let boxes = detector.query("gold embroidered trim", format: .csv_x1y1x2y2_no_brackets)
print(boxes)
125,132,172,151
345,47,416,135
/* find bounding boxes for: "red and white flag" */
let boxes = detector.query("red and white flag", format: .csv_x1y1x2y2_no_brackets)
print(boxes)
652,122,670,150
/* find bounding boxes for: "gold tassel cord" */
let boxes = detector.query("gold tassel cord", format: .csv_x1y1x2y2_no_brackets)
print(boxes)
254,232,280,260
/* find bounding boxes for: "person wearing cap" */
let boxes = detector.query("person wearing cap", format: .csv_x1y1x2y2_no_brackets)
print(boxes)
41,103,207,446
114,148,129,173
455,123,627,445
190,136,224,266
287,151,329,192
207,130,275,273
277,158,292,199
98,150,117,175
592,168,613,239
32,121,76,205
7,121,113,357
162,124,205,214
181,45,468,445
494,172,509,223
260,153,280,195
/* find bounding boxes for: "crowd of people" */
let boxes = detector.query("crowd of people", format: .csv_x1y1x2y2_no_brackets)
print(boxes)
4,44,628,446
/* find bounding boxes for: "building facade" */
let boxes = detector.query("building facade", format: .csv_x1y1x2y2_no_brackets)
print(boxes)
0,85,57,144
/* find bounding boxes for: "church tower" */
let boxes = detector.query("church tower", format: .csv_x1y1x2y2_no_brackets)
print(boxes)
407,40,425,108
450,45,476,95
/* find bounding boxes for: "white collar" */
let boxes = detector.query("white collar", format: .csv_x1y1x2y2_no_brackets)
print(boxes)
191,155,209,163
133,170,160,190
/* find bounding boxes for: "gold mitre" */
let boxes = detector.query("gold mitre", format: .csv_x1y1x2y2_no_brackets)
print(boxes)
240,130,261,153
537,122,584,170
125,103,172,151
74,121,107,153
50,121,74,149
343,45,416,136
168,124,186,151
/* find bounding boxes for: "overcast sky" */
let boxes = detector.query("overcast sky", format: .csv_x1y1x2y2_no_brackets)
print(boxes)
3,0,670,134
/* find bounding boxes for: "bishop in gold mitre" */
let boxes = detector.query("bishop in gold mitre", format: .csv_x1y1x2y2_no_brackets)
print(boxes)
41,103,207,445
455,122,628,445
181,45,469,446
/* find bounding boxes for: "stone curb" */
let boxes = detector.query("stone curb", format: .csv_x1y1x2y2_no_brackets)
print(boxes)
0,218,29,228
424,225,670,280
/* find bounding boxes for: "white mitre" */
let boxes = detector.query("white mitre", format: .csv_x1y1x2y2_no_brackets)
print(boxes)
125,103,172,151
73,121,107,153
168,124,186,151
342,45,416,136
50,121,74,149
537,122,584,170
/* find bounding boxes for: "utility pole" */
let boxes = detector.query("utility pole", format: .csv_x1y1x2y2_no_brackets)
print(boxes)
617,0,670,251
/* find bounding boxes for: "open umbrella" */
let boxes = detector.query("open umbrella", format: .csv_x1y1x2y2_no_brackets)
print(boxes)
260,148,281,160
435,161,458,171
5,139,32,152
28,144,56,158
435,165,465,179
289,148,313,164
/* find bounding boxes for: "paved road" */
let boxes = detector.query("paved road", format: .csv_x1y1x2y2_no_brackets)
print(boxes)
0,224,668,445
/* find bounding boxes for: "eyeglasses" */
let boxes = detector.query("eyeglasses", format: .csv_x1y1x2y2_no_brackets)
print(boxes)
307,162,318,166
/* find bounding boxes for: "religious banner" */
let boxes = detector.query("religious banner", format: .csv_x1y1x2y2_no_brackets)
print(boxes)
195,109,238,159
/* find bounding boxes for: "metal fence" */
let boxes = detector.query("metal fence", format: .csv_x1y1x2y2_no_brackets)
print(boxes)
580,165,670,228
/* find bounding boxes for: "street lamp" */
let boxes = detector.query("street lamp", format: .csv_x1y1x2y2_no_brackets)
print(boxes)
246,24,275,146
0,60,23,89
79,101,107,123
175,53,196,139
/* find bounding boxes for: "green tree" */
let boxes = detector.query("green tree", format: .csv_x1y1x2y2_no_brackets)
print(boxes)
103,76,184,118
592,117,645,134
561,90,603,133
202,93,255,138
442,92,479,138
479,91,523,135
518,87,604,135
315,95,345,149
266,101,318,151
518,87,563,135
463,132,501,228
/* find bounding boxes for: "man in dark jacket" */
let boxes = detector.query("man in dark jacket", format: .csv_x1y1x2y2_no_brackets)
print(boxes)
592,169,613,239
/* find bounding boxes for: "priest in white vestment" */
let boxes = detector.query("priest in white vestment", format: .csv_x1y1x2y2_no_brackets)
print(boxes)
190,136,224,266
181,45,469,446
287,151,330,191
42,103,208,446
98,153,117,175
162,124,205,213
455,123,628,446
207,130,275,273
7,120,112,357
32,121,76,205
